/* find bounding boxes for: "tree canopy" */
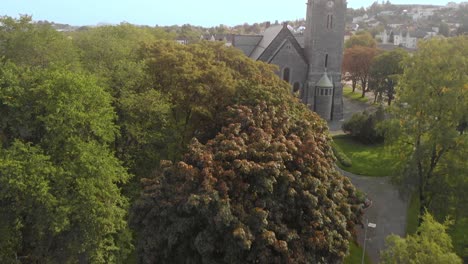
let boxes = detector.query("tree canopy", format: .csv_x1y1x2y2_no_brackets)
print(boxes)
381,212,462,264
384,36,468,259
131,103,362,264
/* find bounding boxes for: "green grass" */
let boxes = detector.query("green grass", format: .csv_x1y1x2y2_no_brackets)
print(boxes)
344,241,372,264
406,192,420,235
333,135,398,177
343,86,369,103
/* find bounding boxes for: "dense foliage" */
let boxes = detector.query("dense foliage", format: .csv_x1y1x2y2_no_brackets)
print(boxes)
0,63,131,262
384,36,468,259
342,107,385,144
132,103,361,263
368,48,409,105
381,212,462,264
0,15,364,262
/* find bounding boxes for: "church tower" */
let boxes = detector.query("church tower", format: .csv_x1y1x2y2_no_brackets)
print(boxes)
304,0,346,120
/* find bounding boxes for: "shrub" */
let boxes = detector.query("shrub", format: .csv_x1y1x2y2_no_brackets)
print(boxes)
342,106,385,144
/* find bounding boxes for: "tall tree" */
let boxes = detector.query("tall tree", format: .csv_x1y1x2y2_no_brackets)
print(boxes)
0,64,132,262
131,103,362,264
384,36,468,226
342,46,378,96
369,48,409,105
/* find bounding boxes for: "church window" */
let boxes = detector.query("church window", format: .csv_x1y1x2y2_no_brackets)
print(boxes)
330,15,333,28
320,89,324,96
283,68,290,83
325,54,329,68
326,15,330,28
293,82,300,93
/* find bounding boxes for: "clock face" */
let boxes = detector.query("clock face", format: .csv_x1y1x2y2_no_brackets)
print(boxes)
327,1,334,8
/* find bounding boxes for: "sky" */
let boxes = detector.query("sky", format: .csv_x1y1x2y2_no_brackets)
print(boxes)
1,0,463,27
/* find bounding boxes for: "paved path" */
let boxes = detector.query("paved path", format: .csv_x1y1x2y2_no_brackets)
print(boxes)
339,169,409,264
328,96,408,263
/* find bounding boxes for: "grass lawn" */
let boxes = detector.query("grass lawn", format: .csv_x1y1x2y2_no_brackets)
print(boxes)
333,134,398,177
344,241,372,264
343,86,370,104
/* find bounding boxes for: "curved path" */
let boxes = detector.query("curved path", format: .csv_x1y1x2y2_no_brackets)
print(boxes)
339,169,408,263
328,96,408,263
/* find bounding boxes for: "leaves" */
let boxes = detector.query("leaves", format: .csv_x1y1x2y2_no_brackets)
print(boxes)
132,103,361,263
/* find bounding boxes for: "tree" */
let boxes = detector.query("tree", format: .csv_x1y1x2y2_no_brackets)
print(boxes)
131,103,362,264
141,40,295,161
342,106,385,144
381,212,462,264
344,32,377,49
0,15,80,70
369,48,409,105
384,36,468,226
342,46,378,96
0,64,132,262
439,22,450,37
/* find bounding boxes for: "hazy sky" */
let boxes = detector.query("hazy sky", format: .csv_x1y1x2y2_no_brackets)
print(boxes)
1,0,462,27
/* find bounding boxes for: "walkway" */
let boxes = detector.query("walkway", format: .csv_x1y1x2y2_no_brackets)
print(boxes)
329,95,408,263
339,169,408,263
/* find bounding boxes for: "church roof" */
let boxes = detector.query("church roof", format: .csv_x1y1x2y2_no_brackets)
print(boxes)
249,25,283,60
232,35,263,57
316,73,333,88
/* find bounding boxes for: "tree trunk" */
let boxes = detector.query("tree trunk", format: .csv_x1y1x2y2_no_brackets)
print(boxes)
361,82,366,98
352,79,356,92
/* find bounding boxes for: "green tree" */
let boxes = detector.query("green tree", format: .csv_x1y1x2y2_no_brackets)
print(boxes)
381,212,462,264
439,22,450,37
0,64,132,262
369,48,409,105
141,40,295,161
384,36,468,226
131,103,362,264
344,32,377,49
0,15,80,70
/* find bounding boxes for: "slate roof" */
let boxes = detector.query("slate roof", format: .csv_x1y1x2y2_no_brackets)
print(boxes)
232,35,263,57
316,73,333,87
294,34,305,48
249,25,283,60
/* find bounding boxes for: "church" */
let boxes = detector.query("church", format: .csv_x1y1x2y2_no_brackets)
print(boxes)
231,0,346,120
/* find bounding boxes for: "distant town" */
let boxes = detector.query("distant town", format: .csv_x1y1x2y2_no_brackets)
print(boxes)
37,1,468,51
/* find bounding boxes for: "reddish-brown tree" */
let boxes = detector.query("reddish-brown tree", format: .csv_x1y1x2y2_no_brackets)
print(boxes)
342,46,378,97
132,103,362,264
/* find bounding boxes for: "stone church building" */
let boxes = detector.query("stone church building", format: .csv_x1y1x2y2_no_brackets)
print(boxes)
231,0,346,120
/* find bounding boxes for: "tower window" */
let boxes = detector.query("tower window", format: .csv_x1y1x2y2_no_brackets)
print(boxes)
327,14,334,29
325,54,329,68
283,68,290,83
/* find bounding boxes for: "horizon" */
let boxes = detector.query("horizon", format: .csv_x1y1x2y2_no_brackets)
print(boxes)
2,0,465,27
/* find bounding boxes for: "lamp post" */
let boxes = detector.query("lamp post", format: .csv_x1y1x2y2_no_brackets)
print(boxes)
362,219,376,264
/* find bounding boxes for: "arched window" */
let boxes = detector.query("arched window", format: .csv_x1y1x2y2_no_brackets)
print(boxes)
283,68,290,83
293,82,300,93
